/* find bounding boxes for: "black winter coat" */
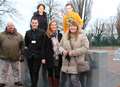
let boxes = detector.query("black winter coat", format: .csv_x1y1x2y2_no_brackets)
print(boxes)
24,29,45,60
43,34,54,68
43,32,63,68
32,11,48,32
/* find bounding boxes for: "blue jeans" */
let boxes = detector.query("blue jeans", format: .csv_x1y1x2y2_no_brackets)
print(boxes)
60,72,81,87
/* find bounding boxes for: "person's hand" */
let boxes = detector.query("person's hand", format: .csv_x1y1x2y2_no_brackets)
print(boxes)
68,51,73,56
19,59,24,62
62,50,68,56
41,59,46,64
19,55,24,62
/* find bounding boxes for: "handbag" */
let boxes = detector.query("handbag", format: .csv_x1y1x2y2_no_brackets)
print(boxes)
85,53,97,69
69,39,90,73
75,58,90,73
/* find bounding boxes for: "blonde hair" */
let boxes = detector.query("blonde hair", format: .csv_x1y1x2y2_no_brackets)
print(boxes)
46,20,57,38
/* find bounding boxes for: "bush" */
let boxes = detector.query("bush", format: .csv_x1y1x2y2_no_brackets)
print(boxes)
88,35,120,47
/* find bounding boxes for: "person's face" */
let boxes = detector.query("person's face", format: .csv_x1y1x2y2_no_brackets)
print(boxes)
6,22,15,33
31,19,39,30
50,21,57,33
69,25,78,33
66,5,73,13
38,5,45,13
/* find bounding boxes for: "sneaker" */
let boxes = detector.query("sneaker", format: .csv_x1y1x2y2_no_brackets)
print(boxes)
14,81,23,86
0,83,6,87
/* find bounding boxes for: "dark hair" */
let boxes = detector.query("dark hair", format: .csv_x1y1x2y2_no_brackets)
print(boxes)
31,17,38,22
37,3,45,10
30,17,39,28
65,3,73,8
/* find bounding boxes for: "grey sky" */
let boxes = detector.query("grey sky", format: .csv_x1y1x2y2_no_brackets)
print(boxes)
2,0,120,35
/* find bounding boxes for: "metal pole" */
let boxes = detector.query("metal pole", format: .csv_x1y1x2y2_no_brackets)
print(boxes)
82,0,86,20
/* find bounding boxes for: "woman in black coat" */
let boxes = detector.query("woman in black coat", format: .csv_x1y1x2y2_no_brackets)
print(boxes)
44,20,62,87
32,3,48,32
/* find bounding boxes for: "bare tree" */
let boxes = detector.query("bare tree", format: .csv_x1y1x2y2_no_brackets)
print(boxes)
70,0,93,28
116,5,120,36
105,18,117,37
90,19,106,46
93,20,105,37
42,0,60,22
0,0,18,16
0,0,20,30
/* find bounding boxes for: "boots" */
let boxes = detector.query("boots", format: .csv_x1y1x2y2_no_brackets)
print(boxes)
53,78,59,87
0,83,6,87
48,76,53,87
48,76,59,87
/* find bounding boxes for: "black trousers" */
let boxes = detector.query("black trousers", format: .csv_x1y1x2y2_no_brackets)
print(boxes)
27,57,41,87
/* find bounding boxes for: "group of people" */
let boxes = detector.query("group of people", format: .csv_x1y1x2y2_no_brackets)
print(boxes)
0,2,89,87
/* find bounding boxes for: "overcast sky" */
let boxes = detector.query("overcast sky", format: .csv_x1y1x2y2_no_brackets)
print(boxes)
11,0,67,35
92,0,119,19
2,0,120,35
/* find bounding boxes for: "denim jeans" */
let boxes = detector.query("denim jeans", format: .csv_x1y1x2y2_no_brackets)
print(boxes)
59,72,81,87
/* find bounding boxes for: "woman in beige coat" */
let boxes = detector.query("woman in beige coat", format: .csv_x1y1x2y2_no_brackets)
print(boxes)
59,20,89,87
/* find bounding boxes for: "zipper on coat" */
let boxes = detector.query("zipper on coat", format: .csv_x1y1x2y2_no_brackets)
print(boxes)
67,61,70,73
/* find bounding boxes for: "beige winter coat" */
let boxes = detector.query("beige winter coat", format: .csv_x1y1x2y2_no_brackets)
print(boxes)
59,31,89,74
